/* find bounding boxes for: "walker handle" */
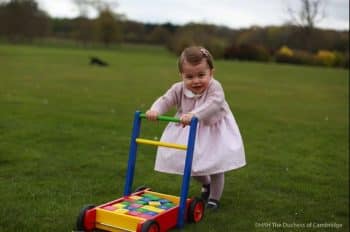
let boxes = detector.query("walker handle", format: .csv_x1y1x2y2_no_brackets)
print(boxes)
139,113,181,123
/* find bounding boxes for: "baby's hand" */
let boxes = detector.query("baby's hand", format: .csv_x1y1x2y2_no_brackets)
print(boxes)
146,110,159,121
180,113,194,127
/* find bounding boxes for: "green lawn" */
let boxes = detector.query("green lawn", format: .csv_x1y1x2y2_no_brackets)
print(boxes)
0,44,348,231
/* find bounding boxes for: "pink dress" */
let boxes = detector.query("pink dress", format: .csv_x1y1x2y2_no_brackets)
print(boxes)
150,78,246,176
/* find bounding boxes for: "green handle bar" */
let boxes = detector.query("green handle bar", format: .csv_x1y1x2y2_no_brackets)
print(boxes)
140,113,181,123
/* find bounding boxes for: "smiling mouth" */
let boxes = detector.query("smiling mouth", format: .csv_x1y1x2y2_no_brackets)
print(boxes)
192,86,203,93
192,86,202,89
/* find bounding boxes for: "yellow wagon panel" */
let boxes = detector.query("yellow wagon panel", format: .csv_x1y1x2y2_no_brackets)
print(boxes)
95,208,145,232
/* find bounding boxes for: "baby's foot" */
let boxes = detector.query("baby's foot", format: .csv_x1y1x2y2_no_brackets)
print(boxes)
206,199,220,210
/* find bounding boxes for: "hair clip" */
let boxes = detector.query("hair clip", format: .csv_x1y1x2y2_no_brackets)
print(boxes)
200,48,209,57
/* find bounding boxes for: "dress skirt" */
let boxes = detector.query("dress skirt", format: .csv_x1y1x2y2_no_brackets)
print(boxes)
154,113,246,176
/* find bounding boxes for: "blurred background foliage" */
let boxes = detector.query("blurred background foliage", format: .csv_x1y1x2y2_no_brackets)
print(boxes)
0,0,348,68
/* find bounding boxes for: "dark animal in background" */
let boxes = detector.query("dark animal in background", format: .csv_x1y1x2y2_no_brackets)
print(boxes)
90,57,108,66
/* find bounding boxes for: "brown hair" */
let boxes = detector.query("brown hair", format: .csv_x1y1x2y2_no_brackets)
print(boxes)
178,46,214,72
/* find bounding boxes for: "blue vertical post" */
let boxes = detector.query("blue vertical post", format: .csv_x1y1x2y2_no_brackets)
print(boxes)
123,111,141,196
177,117,198,228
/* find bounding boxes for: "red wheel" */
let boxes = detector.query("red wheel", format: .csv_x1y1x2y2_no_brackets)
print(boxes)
76,204,95,231
188,197,205,223
141,220,160,232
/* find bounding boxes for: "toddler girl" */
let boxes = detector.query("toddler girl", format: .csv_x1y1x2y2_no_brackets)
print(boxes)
146,46,246,209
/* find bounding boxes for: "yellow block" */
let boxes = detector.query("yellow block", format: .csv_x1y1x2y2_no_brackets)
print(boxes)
129,195,142,200
136,138,187,150
149,201,161,206
114,208,129,214
144,190,180,205
112,203,126,209
142,205,164,213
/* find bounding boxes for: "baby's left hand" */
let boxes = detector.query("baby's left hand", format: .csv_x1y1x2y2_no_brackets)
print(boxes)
180,113,194,127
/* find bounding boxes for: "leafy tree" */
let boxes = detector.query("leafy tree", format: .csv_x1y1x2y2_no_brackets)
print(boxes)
95,7,122,46
121,20,146,43
167,23,231,58
147,26,171,45
0,0,50,42
72,17,94,45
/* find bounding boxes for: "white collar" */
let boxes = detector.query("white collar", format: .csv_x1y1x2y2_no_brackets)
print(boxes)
184,87,203,99
183,77,213,99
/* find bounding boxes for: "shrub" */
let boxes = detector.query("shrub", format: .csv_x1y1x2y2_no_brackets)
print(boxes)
332,52,349,69
291,50,316,65
343,53,349,68
275,46,294,63
202,38,227,59
275,47,315,66
278,46,293,56
314,50,337,67
224,44,239,59
224,43,270,62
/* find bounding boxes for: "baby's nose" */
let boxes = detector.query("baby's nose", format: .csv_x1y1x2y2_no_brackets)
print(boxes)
193,76,201,82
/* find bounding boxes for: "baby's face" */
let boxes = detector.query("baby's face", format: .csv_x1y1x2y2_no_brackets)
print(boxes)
180,59,213,95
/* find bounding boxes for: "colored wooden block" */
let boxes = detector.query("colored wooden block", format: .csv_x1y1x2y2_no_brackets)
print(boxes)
102,205,116,211
142,194,160,200
127,211,142,217
138,213,154,219
159,205,171,210
135,200,147,205
130,203,142,208
144,211,158,216
164,203,176,208
142,205,165,213
159,199,170,204
114,208,129,214
141,198,151,203
121,200,132,205
149,201,161,206
112,203,126,209
135,208,148,213
126,206,136,211
129,195,142,200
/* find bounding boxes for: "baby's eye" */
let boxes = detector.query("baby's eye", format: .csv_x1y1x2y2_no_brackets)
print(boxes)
185,75,193,79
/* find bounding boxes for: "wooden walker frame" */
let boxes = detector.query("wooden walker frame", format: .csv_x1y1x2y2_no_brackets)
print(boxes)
76,111,205,232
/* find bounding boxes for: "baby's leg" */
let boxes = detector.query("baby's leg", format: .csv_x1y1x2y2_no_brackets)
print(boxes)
207,172,224,209
209,172,224,200
192,175,210,185
192,175,211,201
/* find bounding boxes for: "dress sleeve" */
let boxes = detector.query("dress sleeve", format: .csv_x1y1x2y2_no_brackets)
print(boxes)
190,81,225,120
150,83,180,115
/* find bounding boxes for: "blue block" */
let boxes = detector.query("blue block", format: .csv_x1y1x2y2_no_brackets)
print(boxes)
159,205,170,210
144,211,158,216
159,199,170,204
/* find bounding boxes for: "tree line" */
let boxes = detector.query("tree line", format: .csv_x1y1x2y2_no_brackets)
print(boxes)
0,0,348,68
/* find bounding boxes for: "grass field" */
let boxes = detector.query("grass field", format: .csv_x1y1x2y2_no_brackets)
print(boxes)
0,44,348,232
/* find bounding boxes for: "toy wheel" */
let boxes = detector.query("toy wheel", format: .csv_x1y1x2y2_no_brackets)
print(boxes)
76,204,95,231
134,185,150,192
141,220,160,232
188,197,205,223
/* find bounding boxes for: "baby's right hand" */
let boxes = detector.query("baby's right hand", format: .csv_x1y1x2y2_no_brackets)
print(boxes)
145,110,159,121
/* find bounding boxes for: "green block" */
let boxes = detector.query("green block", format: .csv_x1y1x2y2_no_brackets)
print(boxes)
142,194,160,200
164,203,175,208
136,208,148,213
121,201,131,206
135,200,147,205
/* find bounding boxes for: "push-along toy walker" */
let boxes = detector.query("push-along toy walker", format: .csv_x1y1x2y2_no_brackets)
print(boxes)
76,111,205,232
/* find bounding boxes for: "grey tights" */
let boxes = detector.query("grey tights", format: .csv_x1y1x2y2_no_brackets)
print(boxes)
193,173,225,201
